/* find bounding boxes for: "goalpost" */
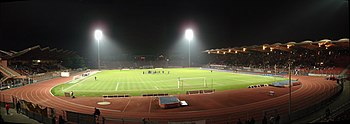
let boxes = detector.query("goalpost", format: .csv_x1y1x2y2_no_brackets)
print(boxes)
177,77,207,89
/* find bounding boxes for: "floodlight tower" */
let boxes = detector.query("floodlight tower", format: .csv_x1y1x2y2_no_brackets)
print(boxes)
185,29,193,67
95,29,103,70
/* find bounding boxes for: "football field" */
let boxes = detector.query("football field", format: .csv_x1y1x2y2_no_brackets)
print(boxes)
51,68,287,96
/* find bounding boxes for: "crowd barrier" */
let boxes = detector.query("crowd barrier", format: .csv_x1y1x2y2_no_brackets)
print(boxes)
186,89,215,95
142,93,168,97
66,110,96,124
0,94,56,124
103,94,130,98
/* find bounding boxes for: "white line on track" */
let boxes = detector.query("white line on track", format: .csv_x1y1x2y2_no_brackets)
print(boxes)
148,97,153,113
115,83,119,91
122,98,131,112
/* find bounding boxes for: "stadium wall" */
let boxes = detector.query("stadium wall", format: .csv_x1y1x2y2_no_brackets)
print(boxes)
0,60,7,67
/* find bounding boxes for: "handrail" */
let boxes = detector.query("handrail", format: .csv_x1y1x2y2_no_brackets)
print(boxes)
0,65,22,77
0,65,15,77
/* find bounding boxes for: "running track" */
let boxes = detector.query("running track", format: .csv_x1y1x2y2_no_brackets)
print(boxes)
0,73,338,123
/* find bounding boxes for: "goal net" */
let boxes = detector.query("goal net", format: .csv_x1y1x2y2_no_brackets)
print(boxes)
177,77,207,89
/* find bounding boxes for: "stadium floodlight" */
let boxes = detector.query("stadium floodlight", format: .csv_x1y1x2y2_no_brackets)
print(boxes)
185,29,193,41
95,29,103,70
95,30,103,41
185,29,193,67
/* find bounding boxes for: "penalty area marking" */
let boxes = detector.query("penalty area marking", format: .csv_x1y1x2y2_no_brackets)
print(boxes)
154,86,159,90
115,83,119,91
63,73,97,91
179,77,205,80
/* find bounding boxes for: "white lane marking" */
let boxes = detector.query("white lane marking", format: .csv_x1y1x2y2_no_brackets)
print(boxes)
115,83,119,91
122,98,131,112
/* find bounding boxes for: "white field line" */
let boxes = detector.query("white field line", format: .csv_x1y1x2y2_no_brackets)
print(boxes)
139,78,177,83
115,83,119,91
71,87,179,92
63,75,93,91
154,86,159,90
230,78,252,83
63,71,100,91
137,76,145,90
180,77,205,80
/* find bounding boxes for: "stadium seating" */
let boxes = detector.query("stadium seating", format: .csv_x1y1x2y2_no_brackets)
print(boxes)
207,46,349,76
0,45,82,90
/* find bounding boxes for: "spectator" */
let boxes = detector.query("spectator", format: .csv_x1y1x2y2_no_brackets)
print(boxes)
262,115,267,124
237,118,242,124
16,101,20,113
269,115,274,124
94,107,101,120
58,115,65,124
326,108,331,119
142,118,146,124
250,117,255,124
244,118,249,124
275,114,280,124
70,91,74,98
0,114,4,123
51,108,56,124
5,103,10,115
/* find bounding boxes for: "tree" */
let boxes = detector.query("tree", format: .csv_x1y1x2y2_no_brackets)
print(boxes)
61,54,85,69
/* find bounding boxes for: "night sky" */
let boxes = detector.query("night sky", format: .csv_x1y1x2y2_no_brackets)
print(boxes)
1,0,349,58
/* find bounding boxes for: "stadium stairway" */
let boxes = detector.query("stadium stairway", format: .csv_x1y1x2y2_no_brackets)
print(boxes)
0,65,16,77
0,65,22,77
0,65,26,83
0,77,9,84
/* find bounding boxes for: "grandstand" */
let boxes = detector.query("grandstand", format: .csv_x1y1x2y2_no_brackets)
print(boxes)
205,38,349,77
204,38,350,123
0,45,83,90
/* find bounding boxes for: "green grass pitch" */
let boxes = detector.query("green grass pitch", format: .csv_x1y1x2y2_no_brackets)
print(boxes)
51,68,287,97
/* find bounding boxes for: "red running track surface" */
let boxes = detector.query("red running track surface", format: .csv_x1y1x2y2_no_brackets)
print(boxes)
0,73,338,123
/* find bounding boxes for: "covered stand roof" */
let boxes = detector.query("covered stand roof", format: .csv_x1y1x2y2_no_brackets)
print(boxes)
0,45,77,60
204,38,349,54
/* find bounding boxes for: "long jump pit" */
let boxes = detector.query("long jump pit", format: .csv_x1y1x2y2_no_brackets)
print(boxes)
159,96,181,109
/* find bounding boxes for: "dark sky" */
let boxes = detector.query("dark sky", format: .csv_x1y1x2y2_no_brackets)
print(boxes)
1,0,349,58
